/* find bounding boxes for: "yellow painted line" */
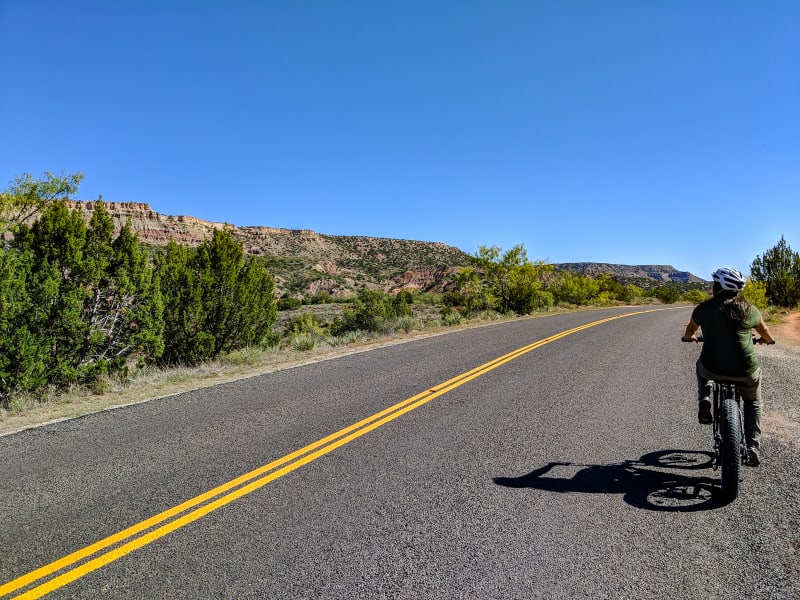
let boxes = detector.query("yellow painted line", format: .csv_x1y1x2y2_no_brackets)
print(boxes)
2,308,666,598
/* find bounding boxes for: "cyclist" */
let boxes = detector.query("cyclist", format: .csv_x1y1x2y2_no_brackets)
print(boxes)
681,267,775,466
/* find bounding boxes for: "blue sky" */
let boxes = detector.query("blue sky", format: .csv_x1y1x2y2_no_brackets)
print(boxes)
2,1,798,279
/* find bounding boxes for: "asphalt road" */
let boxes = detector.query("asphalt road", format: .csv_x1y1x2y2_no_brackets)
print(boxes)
1,306,798,599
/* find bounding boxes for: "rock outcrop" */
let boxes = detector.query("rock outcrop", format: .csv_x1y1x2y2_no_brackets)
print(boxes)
61,201,705,296
554,262,706,284
65,201,471,297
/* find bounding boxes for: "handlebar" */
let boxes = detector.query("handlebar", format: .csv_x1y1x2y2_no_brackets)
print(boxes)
681,335,774,345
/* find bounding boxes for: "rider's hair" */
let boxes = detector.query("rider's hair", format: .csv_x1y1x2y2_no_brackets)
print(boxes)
713,281,753,327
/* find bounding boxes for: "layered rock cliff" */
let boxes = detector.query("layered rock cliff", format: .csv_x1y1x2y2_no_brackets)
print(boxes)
65,201,467,297
63,201,704,297
554,262,705,284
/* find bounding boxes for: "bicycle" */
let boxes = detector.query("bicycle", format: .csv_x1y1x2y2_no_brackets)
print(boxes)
684,336,773,502
707,377,747,501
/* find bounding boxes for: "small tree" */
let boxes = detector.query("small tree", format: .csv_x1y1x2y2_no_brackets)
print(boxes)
84,218,165,372
1,171,83,235
617,284,642,304
550,272,601,305
741,279,768,311
155,241,210,365
7,200,165,390
750,236,800,308
468,245,553,314
450,266,492,314
0,247,48,400
681,289,708,304
652,285,680,304
13,200,92,385
222,254,277,351
506,261,554,313
156,230,277,366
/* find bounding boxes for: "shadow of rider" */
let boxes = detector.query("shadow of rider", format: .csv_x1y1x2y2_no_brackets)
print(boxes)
493,450,725,511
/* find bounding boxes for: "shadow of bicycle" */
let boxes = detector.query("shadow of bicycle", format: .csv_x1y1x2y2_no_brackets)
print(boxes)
493,449,728,511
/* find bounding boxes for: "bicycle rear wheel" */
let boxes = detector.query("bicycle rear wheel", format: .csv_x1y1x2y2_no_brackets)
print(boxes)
719,397,743,501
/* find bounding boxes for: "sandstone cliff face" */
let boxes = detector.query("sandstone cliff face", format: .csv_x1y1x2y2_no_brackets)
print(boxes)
63,201,704,297
66,201,229,247
392,265,459,293
66,201,469,297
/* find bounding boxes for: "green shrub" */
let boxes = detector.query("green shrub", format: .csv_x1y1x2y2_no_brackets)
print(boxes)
466,245,553,314
652,285,680,304
416,292,442,306
330,289,412,335
750,236,800,308
442,311,462,326
442,291,465,307
617,284,642,303
305,291,336,305
394,315,417,333
0,197,165,403
550,272,600,305
327,330,371,346
155,230,277,366
681,290,708,304
285,312,322,336
395,290,414,305
219,346,265,366
277,297,302,310
595,291,617,306
290,333,316,351
741,280,768,311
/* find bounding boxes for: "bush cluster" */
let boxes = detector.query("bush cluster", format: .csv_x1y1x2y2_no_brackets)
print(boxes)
0,196,276,406
0,201,164,403
448,245,648,314
750,236,800,308
155,229,277,366
330,289,413,335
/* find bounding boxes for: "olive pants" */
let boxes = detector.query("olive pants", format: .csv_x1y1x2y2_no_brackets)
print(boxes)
696,360,762,449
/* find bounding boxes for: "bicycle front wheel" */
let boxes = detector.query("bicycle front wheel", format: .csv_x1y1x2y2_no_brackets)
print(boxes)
719,397,743,502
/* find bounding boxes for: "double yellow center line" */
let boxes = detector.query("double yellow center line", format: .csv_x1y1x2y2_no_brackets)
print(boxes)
2,309,663,598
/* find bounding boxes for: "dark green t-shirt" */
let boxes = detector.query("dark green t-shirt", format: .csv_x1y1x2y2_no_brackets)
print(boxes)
692,296,761,376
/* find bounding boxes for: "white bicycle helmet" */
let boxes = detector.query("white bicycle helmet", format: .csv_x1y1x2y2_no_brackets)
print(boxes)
712,267,746,291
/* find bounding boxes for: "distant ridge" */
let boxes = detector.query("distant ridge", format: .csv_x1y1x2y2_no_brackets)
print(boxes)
554,262,706,284
64,201,706,296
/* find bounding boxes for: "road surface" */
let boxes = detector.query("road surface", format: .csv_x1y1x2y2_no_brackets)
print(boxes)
1,306,798,598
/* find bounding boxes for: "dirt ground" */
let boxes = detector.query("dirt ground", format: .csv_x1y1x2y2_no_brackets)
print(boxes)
769,311,800,347
759,311,800,447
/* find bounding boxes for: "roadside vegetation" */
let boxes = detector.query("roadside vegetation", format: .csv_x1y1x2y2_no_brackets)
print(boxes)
1,171,798,422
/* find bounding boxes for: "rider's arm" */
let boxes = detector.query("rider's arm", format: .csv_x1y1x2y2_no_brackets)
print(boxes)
682,317,700,342
754,318,776,344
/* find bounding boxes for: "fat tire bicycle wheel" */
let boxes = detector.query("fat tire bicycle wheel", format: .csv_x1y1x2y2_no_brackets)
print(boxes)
719,396,742,502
